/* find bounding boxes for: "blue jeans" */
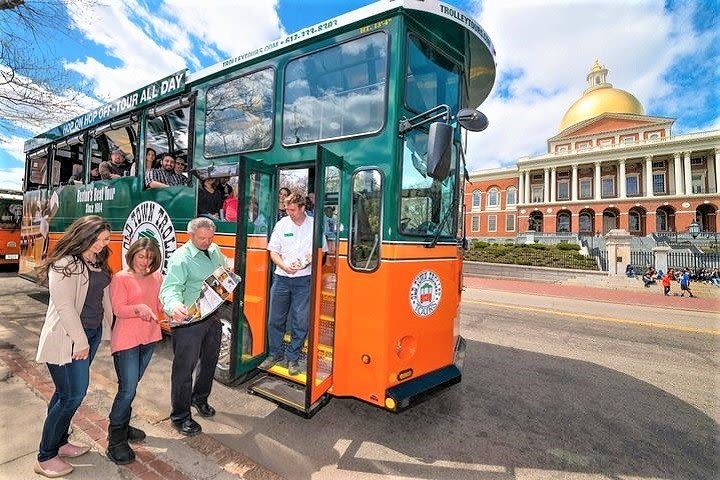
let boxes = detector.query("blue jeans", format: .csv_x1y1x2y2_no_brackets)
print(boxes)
267,274,311,362
109,342,156,427
38,326,102,462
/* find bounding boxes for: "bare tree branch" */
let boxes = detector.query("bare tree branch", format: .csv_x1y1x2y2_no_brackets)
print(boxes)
0,0,96,142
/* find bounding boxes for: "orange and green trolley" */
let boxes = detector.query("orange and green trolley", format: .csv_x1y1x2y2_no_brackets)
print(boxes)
20,0,496,416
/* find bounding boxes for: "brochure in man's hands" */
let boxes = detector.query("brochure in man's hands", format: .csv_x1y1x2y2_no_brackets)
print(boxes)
170,267,242,326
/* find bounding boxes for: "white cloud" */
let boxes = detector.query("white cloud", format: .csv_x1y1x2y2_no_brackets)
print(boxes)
1,135,28,164
464,0,712,171
0,167,24,191
0,135,26,190
64,1,188,100
161,1,284,62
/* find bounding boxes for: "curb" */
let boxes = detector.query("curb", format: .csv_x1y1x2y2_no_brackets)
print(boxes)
0,346,282,480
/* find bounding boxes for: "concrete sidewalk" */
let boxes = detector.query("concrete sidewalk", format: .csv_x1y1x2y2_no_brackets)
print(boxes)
463,276,720,313
0,341,282,480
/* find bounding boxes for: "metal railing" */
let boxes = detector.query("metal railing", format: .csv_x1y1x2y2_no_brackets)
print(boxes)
630,251,654,270
667,252,720,270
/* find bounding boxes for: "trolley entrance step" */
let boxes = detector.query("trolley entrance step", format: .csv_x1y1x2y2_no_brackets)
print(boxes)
247,374,330,418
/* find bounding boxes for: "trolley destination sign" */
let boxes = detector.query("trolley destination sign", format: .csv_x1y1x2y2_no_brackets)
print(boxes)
24,69,187,153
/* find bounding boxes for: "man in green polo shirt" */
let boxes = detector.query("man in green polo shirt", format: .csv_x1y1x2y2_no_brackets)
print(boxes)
160,217,227,436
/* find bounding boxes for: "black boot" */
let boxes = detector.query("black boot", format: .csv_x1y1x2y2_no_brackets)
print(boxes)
106,424,135,465
127,425,146,443
125,408,146,443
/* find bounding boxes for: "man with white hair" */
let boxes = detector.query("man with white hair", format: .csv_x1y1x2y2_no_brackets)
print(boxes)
160,217,227,436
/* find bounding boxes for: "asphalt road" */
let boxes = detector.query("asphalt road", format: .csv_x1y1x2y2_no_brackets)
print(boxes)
1,267,718,480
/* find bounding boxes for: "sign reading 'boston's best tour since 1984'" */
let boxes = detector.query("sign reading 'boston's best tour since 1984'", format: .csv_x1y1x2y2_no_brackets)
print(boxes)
409,270,442,317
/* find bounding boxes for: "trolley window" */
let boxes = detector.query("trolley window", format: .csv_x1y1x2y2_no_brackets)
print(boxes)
405,34,461,115
282,32,388,145
349,168,382,271
399,129,456,237
204,68,274,157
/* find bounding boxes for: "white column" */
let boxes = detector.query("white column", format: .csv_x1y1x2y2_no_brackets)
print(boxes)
683,151,692,194
518,170,525,204
571,164,578,201
543,168,550,203
619,159,626,199
550,167,556,203
524,170,531,204
715,149,720,194
645,156,654,198
594,161,601,200
673,152,684,195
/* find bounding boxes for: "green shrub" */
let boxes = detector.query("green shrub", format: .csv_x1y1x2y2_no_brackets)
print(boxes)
556,242,581,251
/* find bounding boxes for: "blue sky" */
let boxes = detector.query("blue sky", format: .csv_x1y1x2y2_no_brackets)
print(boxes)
0,0,718,190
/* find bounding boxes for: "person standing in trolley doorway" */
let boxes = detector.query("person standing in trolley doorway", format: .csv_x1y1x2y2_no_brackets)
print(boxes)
159,217,227,436
259,192,326,376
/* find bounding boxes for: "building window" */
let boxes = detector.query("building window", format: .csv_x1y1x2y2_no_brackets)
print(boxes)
601,176,615,198
579,213,593,233
471,215,479,232
505,213,515,232
506,187,517,205
579,178,592,199
648,133,660,140
656,210,668,232
622,136,635,144
626,174,639,196
557,145,569,153
557,179,570,200
577,142,590,151
692,173,705,193
488,215,497,232
629,211,641,232
651,160,665,169
598,139,612,147
487,188,499,209
652,173,666,194
556,212,571,233
471,190,481,209
531,185,543,203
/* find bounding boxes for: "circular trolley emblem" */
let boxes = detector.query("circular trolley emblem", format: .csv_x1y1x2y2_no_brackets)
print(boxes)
122,201,177,274
409,270,442,317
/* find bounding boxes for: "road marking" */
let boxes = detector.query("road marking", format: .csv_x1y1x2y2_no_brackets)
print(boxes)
464,300,720,336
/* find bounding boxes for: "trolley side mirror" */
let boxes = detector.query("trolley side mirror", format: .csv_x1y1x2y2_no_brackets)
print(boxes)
426,122,453,180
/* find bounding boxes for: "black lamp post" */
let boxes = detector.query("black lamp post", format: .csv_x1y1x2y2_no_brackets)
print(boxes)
688,220,701,239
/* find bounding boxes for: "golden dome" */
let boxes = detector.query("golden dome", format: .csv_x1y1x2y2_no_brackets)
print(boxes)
559,61,644,132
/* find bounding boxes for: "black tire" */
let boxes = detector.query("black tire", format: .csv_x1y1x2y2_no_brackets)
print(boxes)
214,304,256,386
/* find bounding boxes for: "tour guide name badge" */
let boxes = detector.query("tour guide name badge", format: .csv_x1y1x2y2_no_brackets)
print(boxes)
409,270,442,317
122,201,177,274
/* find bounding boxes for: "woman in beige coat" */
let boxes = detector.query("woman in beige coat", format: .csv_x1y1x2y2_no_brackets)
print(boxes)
34,215,113,478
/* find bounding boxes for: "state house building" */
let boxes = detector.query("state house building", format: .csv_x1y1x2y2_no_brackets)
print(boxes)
464,61,720,241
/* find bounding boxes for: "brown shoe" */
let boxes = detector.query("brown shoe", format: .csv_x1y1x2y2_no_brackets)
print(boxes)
58,441,90,458
34,457,74,478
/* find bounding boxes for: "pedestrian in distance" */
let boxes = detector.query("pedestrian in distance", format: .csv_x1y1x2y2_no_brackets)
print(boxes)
661,268,673,296
34,215,113,478
159,217,228,436
679,268,694,297
106,238,164,465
